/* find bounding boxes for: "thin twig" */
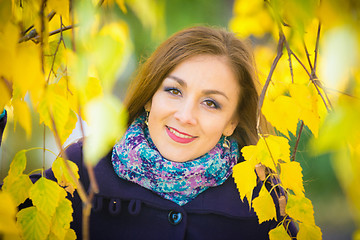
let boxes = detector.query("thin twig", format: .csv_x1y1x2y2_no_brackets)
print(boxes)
70,0,76,52
284,39,294,83
313,22,321,74
257,33,285,134
19,24,77,43
303,42,314,71
22,11,56,36
34,25,77,42
46,16,64,84
262,137,280,200
49,112,89,204
291,121,304,162
290,50,331,112
39,0,47,74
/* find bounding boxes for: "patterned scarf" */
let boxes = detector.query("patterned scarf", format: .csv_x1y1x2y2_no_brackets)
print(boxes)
111,114,239,206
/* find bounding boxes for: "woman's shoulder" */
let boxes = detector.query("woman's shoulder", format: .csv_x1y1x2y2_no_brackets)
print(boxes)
184,176,258,219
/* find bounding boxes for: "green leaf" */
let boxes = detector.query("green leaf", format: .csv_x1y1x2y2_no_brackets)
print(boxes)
252,184,277,223
29,178,67,217
232,160,257,202
286,194,315,225
17,207,51,240
269,225,291,240
8,150,27,177
297,223,322,240
52,157,79,196
2,174,33,206
280,161,305,197
50,198,73,240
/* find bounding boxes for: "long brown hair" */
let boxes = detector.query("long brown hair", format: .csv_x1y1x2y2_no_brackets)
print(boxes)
124,26,261,147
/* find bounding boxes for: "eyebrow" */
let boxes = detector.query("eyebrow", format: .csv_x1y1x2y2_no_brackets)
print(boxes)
167,75,229,100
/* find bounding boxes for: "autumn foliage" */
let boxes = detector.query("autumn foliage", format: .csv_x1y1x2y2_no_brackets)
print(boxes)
1,0,360,240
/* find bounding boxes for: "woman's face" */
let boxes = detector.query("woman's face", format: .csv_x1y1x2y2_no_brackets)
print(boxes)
146,55,240,162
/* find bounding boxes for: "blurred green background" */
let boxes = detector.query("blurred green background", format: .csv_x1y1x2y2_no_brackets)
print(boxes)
0,0,355,239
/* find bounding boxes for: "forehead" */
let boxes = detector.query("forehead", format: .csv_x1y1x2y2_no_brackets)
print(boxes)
166,55,240,96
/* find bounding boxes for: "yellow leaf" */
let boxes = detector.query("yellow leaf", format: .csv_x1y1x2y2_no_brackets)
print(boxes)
286,194,315,225
115,0,127,13
7,150,27,176
92,22,131,92
280,161,305,197
29,178,67,217
59,109,77,145
52,157,79,196
252,184,277,223
13,42,45,100
289,84,320,137
262,96,300,137
269,225,291,240
17,207,51,240
0,79,11,110
127,0,165,41
0,22,17,79
85,77,103,102
297,223,322,240
0,191,19,235
230,0,274,38
50,198,73,240
242,135,290,171
44,40,66,83
13,99,32,138
232,160,257,202
83,95,127,165
2,174,33,206
47,0,70,22
64,228,77,240
38,87,74,144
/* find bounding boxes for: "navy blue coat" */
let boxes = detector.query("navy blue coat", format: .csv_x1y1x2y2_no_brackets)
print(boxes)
1,111,297,239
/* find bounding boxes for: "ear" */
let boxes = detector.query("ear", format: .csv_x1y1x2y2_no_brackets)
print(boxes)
144,101,151,112
223,118,238,137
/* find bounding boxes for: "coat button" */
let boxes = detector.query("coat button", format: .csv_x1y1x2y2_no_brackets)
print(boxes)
168,211,183,225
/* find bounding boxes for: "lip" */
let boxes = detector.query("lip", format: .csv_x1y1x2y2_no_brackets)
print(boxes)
166,126,197,144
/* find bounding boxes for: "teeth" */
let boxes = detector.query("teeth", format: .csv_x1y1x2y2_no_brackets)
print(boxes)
169,128,193,139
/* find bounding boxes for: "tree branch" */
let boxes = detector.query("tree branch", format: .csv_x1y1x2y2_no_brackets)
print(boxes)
284,39,294,83
19,24,77,43
46,16,64,84
303,41,314,71
49,112,89,204
313,22,321,75
291,120,304,162
257,33,285,134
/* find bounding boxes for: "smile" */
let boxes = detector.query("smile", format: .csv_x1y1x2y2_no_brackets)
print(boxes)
166,126,197,144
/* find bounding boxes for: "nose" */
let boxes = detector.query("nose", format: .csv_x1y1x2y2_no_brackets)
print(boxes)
174,99,197,125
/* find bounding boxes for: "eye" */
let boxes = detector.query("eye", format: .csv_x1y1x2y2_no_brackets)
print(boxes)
203,99,220,109
164,87,182,96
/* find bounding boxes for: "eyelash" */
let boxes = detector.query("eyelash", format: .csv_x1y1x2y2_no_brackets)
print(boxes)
164,87,221,109
164,87,182,96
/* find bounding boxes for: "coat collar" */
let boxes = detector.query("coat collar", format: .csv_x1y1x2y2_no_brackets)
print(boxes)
94,153,257,219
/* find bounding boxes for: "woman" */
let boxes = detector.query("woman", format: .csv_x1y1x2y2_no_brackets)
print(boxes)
1,26,296,239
